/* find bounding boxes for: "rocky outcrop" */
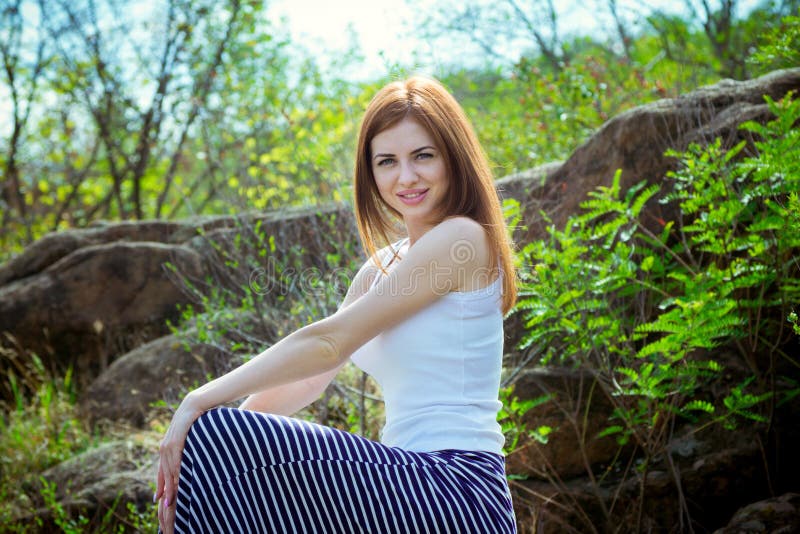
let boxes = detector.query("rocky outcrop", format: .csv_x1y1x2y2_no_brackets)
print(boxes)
505,368,621,480
12,439,158,530
518,68,800,242
0,241,206,386
511,424,776,533
83,332,233,426
0,208,359,391
715,493,800,533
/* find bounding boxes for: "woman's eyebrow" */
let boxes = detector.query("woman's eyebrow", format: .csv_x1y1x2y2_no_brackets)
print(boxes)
372,145,436,160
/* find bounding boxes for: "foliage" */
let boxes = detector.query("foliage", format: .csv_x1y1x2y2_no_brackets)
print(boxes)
643,0,784,80
432,1,797,178
498,386,555,458
512,93,800,529
748,10,800,73
181,39,377,218
0,357,89,500
0,347,160,532
0,351,87,527
441,27,730,176
167,213,357,348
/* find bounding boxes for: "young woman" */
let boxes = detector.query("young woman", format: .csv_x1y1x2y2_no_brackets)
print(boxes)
155,75,518,533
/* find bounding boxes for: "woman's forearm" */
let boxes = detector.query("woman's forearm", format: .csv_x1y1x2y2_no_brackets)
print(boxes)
185,323,341,414
238,380,317,416
239,364,342,416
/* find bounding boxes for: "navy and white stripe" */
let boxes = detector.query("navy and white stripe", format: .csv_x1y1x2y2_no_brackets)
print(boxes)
172,407,516,533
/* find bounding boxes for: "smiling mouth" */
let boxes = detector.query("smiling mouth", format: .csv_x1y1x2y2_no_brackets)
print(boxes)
397,189,429,205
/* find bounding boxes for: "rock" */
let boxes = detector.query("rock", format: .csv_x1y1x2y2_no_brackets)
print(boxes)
714,493,800,533
83,332,235,426
505,367,621,480
0,220,187,287
521,67,800,243
0,206,359,393
509,423,778,533
12,439,157,530
0,242,206,387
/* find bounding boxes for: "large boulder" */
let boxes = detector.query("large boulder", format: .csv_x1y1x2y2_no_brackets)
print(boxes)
0,219,213,386
10,439,158,531
0,207,359,393
0,220,190,287
83,332,234,426
0,242,205,386
510,427,772,533
714,493,800,533
520,67,800,242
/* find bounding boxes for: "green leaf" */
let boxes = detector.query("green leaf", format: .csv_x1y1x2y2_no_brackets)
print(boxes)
682,400,715,414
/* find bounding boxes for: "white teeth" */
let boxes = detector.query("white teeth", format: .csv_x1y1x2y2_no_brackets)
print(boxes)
401,192,424,198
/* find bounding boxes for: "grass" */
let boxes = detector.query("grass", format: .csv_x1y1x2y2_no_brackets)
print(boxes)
0,349,160,532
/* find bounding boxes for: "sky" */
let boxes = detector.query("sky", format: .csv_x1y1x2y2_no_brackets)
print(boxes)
267,0,600,78
267,0,441,78
267,0,662,80
266,0,762,79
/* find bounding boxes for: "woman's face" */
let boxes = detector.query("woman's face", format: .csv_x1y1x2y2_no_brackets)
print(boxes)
370,118,449,236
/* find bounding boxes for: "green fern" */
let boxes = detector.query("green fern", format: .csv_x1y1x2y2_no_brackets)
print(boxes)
513,91,799,470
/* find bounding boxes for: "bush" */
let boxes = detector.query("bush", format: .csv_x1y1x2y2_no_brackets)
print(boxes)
512,92,800,530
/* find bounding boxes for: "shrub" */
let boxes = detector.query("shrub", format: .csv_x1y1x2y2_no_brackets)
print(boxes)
512,92,800,530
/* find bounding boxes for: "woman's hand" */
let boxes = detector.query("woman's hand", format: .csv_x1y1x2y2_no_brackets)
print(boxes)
155,394,204,533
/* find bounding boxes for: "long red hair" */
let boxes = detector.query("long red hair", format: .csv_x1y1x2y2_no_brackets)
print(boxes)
353,76,516,313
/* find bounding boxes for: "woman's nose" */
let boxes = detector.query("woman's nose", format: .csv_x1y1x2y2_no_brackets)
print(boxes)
397,162,418,186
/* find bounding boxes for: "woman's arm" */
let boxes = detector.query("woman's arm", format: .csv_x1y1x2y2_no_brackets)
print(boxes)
237,365,343,415
181,216,489,413
156,256,379,528
238,260,378,415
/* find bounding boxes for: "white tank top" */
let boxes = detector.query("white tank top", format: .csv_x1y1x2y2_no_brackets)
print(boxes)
350,239,506,454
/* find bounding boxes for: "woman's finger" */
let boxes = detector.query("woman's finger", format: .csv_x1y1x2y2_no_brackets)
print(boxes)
155,461,165,501
164,465,174,512
163,445,181,510
156,399,199,532
158,495,165,532
160,440,176,503
165,498,176,534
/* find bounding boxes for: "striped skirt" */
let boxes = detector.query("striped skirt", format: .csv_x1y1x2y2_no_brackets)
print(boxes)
172,407,516,533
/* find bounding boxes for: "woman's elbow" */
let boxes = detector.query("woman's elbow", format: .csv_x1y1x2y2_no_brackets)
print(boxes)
317,333,346,368
299,322,347,368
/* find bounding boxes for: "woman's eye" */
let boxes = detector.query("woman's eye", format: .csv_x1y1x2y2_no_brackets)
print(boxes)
377,158,394,166
416,152,433,160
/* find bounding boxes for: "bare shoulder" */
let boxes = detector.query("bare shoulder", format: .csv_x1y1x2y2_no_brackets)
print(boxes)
440,215,483,231
439,216,489,242
429,217,491,261
416,217,493,291
319,218,493,360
